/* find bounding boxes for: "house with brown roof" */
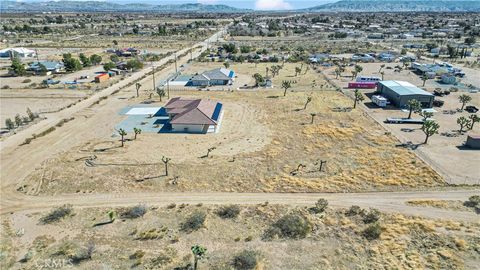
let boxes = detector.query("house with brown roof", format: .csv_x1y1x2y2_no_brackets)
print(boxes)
164,97,223,133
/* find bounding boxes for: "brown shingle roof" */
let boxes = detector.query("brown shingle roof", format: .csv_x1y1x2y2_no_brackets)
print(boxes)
165,98,220,125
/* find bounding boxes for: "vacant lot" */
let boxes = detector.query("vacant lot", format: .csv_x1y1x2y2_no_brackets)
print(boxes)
2,203,479,269
19,63,443,195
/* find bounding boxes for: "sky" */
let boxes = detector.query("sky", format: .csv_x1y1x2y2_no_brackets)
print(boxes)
32,0,338,10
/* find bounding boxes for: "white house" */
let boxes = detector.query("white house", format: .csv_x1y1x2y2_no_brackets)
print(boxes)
0,47,36,58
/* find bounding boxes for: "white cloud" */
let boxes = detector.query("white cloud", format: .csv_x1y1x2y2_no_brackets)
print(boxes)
197,0,219,4
255,0,292,10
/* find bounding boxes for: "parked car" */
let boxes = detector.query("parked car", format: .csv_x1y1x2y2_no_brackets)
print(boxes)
433,100,445,107
465,106,479,113
42,78,60,85
351,54,375,63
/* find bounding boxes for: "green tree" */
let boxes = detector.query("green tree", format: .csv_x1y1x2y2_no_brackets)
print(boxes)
38,63,48,75
118,129,127,147
223,62,230,69
79,53,91,67
10,57,26,76
353,89,364,109
191,245,207,270
62,53,82,72
458,94,472,111
110,54,119,63
281,80,292,97
421,74,429,87
14,114,22,127
103,62,116,71
133,128,141,140
406,99,421,119
5,118,14,130
457,116,471,133
126,59,143,71
468,114,480,130
421,120,440,144
253,73,264,87
90,54,102,65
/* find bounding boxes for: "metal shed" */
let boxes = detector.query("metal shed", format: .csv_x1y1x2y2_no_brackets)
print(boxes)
377,81,434,108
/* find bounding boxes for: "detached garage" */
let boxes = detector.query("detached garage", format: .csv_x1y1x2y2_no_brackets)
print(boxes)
377,80,434,108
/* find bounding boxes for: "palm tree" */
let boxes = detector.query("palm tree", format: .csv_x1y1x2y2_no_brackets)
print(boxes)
161,156,171,176
310,113,317,124
458,94,472,111
304,97,312,110
281,80,292,97
118,129,127,147
353,89,364,108
191,245,207,270
133,128,141,140
421,120,439,144
406,99,421,119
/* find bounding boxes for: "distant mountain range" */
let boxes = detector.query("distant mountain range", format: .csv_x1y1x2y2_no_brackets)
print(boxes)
0,1,248,13
1,0,479,13
306,0,480,12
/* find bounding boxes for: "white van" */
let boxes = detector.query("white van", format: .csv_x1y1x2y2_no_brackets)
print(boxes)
356,76,381,83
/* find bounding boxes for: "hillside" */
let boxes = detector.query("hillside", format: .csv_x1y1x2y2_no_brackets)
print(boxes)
307,0,480,12
0,1,247,13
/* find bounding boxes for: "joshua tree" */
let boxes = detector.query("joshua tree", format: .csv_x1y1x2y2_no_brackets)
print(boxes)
458,94,472,111
265,67,269,78
354,64,363,78
156,86,166,102
421,74,429,87
421,120,440,144
311,80,317,90
295,66,302,76
253,73,264,87
310,113,317,124
380,71,385,80
353,89,364,109
457,116,471,133
118,128,127,147
133,128,141,140
191,245,207,270
205,147,216,158
406,99,421,119
419,111,433,122
14,114,22,127
304,97,312,110
108,210,116,223
161,156,171,176
334,67,342,79
223,62,230,69
282,80,292,97
135,83,141,97
378,64,385,73
5,118,14,130
468,114,480,130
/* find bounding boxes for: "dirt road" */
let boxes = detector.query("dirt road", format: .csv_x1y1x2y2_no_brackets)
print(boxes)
1,190,479,222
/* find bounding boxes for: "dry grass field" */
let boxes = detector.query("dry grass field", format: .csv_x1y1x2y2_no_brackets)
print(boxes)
18,63,443,195
1,203,479,269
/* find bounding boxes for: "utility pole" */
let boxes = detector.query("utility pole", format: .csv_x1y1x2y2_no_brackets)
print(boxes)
174,52,178,74
152,66,156,91
190,49,193,62
167,79,170,99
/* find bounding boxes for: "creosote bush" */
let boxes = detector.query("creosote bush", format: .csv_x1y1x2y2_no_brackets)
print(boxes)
217,205,241,219
310,198,328,214
362,209,381,224
363,223,382,240
181,211,206,232
345,205,365,216
264,213,311,239
232,250,259,270
40,204,73,224
121,204,147,219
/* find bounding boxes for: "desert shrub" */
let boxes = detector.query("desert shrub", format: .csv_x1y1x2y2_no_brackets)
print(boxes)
135,227,167,240
363,223,382,240
121,204,147,219
310,198,328,214
40,205,73,224
71,242,95,264
464,195,480,208
345,205,365,216
22,79,32,83
130,250,145,260
232,250,259,270
2,85,10,89
217,205,241,219
362,209,381,224
23,138,33,145
265,213,311,239
167,203,176,209
181,211,206,232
